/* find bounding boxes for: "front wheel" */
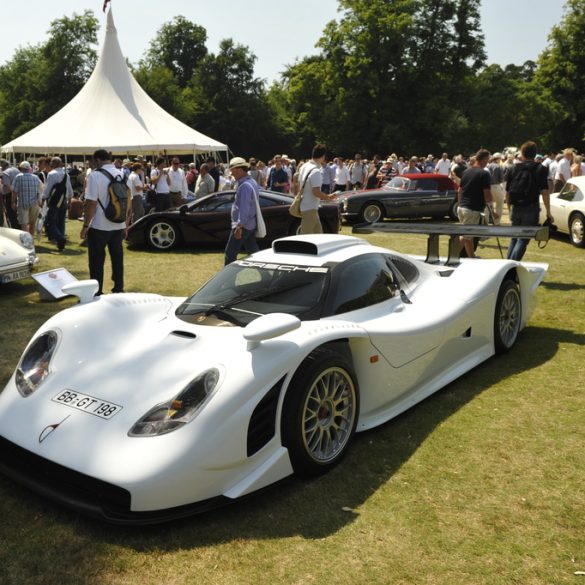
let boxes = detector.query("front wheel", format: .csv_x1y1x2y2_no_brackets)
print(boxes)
147,220,179,250
494,279,521,354
569,213,585,248
360,202,384,223
282,348,359,477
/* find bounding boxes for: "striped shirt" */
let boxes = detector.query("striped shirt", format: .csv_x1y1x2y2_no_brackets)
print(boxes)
12,173,42,209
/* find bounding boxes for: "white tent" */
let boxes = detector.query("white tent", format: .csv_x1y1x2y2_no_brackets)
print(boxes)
1,8,227,157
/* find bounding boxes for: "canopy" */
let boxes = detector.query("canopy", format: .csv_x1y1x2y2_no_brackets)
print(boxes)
1,9,227,156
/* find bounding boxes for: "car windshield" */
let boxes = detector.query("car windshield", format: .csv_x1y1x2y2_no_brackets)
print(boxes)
176,260,330,326
385,177,412,191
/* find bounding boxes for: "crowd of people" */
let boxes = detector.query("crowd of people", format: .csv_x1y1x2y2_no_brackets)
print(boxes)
0,142,580,293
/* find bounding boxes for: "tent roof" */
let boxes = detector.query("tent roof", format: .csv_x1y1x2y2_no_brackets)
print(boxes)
1,9,227,156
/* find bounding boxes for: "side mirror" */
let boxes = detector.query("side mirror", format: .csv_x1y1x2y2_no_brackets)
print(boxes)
243,313,301,350
179,205,188,215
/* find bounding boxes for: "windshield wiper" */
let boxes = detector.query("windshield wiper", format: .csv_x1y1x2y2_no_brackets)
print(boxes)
204,281,312,315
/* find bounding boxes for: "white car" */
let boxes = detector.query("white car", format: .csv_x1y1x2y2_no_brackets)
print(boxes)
0,226,39,284
0,228,547,523
540,176,585,247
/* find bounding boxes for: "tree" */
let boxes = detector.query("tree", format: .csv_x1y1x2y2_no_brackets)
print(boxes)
0,10,98,143
141,16,207,87
187,39,275,156
535,0,585,150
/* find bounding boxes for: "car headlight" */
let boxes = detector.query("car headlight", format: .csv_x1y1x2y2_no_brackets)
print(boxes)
128,368,221,437
15,331,58,397
19,232,34,249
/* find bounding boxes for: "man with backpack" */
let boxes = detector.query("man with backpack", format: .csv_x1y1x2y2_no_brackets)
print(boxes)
81,149,128,295
42,157,73,251
506,141,553,261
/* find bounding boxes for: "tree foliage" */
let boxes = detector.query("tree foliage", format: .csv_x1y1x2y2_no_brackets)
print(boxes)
141,16,207,88
0,10,98,144
535,0,585,150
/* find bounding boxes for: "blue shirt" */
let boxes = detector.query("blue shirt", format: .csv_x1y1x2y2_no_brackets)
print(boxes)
321,164,334,186
231,175,258,230
12,172,42,208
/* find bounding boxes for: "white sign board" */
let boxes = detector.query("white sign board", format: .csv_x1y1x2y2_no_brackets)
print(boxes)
32,268,78,300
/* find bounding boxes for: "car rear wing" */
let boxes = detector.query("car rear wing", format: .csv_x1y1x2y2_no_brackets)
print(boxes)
352,222,549,266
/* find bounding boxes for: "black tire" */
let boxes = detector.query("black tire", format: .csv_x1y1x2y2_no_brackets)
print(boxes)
359,202,384,223
569,212,585,248
282,347,359,477
147,220,180,250
494,279,522,354
449,199,459,220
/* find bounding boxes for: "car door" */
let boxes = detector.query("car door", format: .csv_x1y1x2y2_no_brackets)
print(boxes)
323,254,445,417
552,182,582,233
403,178,444,217
181,192,235,243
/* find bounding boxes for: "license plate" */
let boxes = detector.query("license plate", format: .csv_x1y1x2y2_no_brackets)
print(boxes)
52,390,122,420
1,269,30,283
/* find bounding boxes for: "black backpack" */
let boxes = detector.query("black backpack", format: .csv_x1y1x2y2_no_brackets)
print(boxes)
96,168,129,223
47,172,68,209
508,162,539,206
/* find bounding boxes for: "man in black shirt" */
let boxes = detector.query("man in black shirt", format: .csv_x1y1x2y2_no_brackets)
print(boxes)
457,148,493,258
506,141,553,261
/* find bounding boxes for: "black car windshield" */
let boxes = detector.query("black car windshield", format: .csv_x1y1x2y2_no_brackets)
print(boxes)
176,260,330,326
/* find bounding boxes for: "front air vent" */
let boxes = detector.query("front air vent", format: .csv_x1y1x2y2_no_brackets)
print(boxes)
247,377,285,457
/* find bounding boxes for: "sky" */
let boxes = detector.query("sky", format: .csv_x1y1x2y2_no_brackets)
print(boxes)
0,0,567,83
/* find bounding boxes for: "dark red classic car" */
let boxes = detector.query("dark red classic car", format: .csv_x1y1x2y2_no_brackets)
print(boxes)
333,173,459,223
127,190,341,250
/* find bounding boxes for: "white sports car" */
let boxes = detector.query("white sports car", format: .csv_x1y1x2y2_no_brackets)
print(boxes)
0,226,548,523
0,226,38,284
540,176,585,247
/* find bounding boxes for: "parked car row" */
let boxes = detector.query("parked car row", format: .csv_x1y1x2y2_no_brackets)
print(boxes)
127,190,341,250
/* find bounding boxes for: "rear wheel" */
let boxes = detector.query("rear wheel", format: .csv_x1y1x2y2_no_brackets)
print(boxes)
569,213,585,248
282,348,359,477
494,279,521,354
360,202,384,223
147,220,180,250
449,199,459,220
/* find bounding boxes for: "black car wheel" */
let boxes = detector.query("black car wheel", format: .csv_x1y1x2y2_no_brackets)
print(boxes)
569,212,585,248
360,202,384,223
282,347,359,477
494,279,521,354
147,220,180,250
449,199,459,220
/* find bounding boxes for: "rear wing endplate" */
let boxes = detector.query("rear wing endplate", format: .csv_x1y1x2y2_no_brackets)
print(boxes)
352,223,549,266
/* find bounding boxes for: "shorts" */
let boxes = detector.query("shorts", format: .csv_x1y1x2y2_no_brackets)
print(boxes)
17,203,40,226
457,207,482,239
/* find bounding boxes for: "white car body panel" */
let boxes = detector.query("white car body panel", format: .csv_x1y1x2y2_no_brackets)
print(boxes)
0,233,547,521
540,176,585,243
0,226,38,284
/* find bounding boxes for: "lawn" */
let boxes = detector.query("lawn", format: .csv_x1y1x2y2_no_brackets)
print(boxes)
0,217,584,585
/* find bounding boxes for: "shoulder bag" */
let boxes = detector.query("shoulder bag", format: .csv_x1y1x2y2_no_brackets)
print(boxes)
289,166,318,218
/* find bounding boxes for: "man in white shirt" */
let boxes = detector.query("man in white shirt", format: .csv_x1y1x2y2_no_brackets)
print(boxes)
435,153,452,175
81,149,126,295
299,143,336,234
151,157,171,211
167,157,189,207
554,149,573,192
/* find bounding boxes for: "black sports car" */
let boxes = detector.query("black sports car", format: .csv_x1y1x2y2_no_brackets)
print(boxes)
333,173,459,223
127,190,341,250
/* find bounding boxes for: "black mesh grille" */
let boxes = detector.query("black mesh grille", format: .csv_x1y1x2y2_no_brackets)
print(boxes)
247,377,285,457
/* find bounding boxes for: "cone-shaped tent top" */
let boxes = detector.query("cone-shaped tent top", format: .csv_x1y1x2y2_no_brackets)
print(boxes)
1,9,227,156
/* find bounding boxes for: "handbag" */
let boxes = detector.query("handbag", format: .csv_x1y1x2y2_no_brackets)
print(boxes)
254,191,267,238
289,166,318,218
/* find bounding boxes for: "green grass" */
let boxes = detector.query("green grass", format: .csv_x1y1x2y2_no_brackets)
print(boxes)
0,217,584,585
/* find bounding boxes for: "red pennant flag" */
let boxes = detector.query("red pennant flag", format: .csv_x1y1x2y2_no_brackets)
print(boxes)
102,0,110,12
